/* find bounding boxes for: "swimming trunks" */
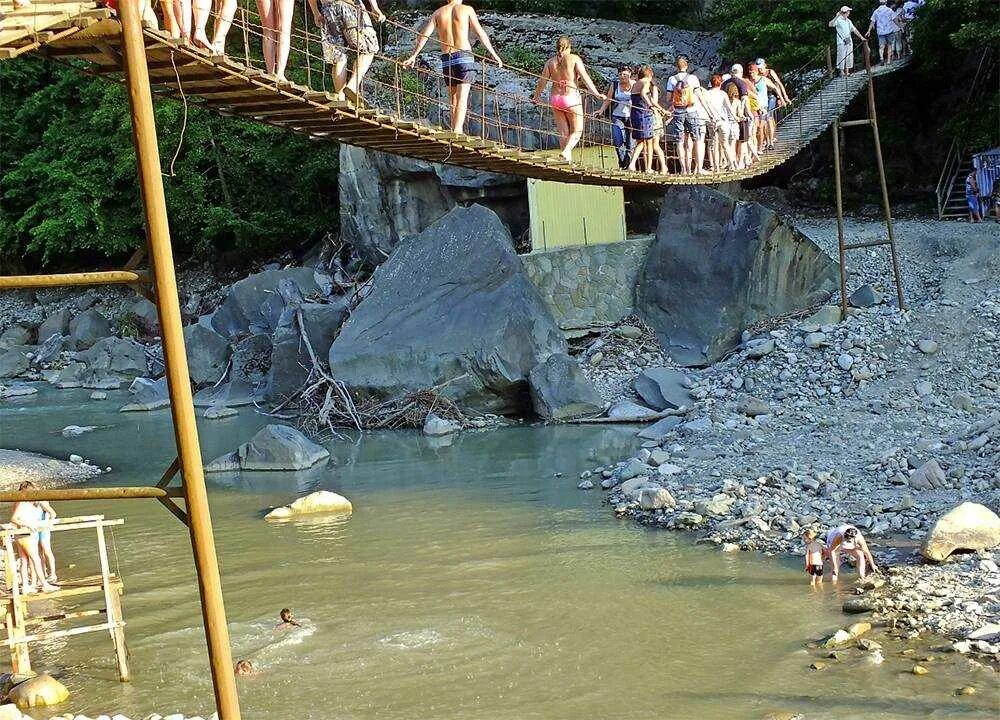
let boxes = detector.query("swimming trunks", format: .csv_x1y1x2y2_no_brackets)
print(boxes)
807,564,824,577
550,91,582,112
441,50,476,86
318,0,379,66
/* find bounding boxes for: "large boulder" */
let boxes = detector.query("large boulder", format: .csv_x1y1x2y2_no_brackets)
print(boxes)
921,502,1000,562
36,307,72,343
637,187,837,366
0,325,33,349
210,268,329,340
204,424,330,472
7,673,69,708
68,309,111,350
75,337,148,376
528,353,604,421
183,323,232,387
328,205,566,414
119,377,170,412
266,300,348,400
265,490,353,520
339,146,527,265
0,350,29,379
632,367,692,410
127,297,160,336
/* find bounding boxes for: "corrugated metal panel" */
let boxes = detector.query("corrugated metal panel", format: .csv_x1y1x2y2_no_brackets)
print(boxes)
528,146,627,252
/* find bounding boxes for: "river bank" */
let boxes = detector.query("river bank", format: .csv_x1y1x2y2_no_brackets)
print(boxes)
575,216,1000,671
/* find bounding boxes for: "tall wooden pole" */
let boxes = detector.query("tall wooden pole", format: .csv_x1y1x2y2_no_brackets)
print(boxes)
831,119,848,321
117,2,242,717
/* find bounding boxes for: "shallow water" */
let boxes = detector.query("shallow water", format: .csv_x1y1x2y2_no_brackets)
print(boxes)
1,387,996,719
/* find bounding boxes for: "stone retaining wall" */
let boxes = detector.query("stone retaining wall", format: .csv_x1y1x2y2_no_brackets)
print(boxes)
522,237,654,331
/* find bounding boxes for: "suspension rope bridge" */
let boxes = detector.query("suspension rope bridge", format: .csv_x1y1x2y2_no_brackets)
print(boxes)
3,0,910,187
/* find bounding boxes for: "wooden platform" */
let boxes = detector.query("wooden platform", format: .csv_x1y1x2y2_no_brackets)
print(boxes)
2,3,910,186
0,0,107,59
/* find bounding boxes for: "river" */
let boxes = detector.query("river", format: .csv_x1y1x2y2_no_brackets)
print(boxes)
1,386,996,719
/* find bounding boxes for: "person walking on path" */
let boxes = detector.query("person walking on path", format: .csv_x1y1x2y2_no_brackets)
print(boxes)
867,0,899,65
594,64,636,169
826,525,879,581
403,0,503,135
531,36,602,163
829,6,865,76
309,0,386,103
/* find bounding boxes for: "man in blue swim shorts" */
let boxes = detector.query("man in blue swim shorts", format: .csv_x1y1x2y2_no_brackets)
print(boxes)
404,0,503,134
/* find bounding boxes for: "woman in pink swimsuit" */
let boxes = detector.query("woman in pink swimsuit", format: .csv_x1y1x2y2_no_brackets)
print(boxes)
531,36,601,163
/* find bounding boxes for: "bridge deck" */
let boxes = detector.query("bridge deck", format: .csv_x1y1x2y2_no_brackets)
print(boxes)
4,1,909,187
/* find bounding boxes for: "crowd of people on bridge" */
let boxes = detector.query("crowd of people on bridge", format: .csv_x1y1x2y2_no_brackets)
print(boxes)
96,0,915,174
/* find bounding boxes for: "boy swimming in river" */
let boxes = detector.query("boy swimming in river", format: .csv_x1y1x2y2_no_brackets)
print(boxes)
802,529,825,586
276,607,302,629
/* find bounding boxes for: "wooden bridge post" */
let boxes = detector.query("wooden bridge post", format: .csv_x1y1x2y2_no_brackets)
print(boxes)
2,533,31,675
96,522,130,682
117,0,242,717
831,119,848,321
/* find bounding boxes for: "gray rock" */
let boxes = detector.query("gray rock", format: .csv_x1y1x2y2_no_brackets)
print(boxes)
211,268,326,340
89,390,108,400
804,332,826,349
914,381,933,397
0,324,33,349
636,415,682,440
577,479,594,490
184,324,232,387
422,413,461,436
636,186,836,366
128,297,160,335
68,309,111,350
736,395,771,417
528,353,604,421
120,377,170,412
744,338,775,359
639,487,676,510
0,382,38,398
800,305,842,331
632,367,692,410
849,284,883,308
675,512,705,526
204,405,238,419
950,391,974,412
681,417,712,433
45,361,87,388
917,338,939,355
607,400,661,421
37,307,72,343
921,502,1000,562
837,353,854,371
909,459,945,490
0,350,29,379
75,337,148,376
205,424,330,472
266,300,348,400
328,205,566,414
31,333,64,366
843,597,874,614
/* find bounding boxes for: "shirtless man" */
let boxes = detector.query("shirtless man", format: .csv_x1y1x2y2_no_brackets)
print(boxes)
531,36,601,163
403,0,503,135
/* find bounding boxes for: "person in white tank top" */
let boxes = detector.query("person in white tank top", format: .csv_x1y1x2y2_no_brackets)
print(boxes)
825,524,879,580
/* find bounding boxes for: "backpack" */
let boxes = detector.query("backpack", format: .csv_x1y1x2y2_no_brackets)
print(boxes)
671,79,693,109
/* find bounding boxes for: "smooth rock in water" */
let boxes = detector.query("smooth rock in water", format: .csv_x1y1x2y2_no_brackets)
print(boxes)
804,332,826,349
422,413,461,437
68,454,83,464
577,479,594,490
0,703,22,720
636,415,682,440
0,350,29,379
842,597,874,614
721,543,741,553
89,390,108,401
120,377,170,412
955,686,976,696
204,405,238,420
60,425,97,437
204,424,329,472
528,353,604,421
639,487,676,510
635,186,836,366
37,307,72,343
950,391,974,412
632,367,692,411
914,381,933,397
211,268,326,340
849,284,883,308
862,649,885,666
908,459,945,491
911,665,929,676
7,674,69,708
265,490,352,520
736,395,771,417
744,338,775,359
836,354,854,371
0,383,37,399
920,502,1000,561
328,205,566,414
607,400,660,421
917,338,939,355
809,661,827,671
823,629,852,648
68,309,111,350
184,324,232,387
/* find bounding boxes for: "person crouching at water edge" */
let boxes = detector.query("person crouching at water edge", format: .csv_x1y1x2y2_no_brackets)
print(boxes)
308,0,386,103
532,36,602,163
403,0,503,135
802,529,826,586
826,524,879,581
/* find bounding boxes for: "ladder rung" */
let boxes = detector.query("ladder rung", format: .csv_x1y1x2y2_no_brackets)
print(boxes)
843,239,892,250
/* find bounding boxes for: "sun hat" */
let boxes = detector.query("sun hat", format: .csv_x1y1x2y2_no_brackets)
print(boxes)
731,63,743,74
755,58,766,67
840,5,852,11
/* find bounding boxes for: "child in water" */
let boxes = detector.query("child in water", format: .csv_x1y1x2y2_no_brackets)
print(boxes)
276,607,301,629
802,529,826,586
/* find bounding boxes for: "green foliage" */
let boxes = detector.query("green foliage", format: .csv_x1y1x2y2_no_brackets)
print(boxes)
0,57,340,271
458,1,697,24
499,45,547,74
